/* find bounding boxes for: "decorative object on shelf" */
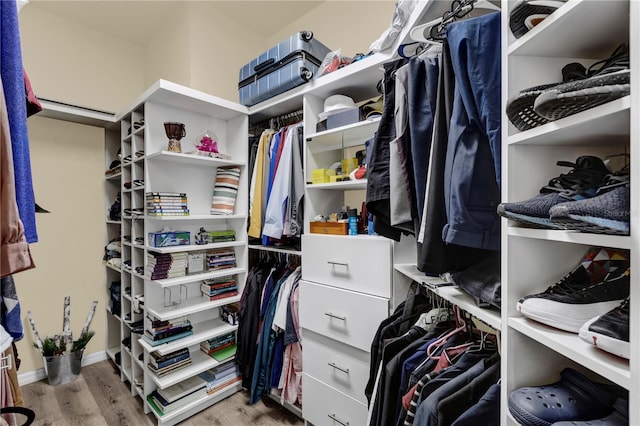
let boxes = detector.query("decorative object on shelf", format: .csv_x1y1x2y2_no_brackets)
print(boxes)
164,122,186,153
210,166,241,215
27,297,98,385
148,228,190,247
195,130,219,156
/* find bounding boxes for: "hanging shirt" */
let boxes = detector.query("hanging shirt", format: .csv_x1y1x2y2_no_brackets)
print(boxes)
248,130,275,238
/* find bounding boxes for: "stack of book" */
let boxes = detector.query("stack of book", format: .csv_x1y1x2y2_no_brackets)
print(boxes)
197,360,241,395
201,276,238,301
146,192,189,216
143,316,193,346
206,248,236,271
200,332,235,357
147,252,187,280
148,347,192,377
147,375,207,416
210,230,236,243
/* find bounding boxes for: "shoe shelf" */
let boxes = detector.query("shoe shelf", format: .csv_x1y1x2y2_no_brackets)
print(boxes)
506,96,630,146
105,263,122,273
107,346,120,363
138,318,237,356
146,294,242,322
106,219,121,224
148,350,235,389
508,0,629,57
106,172,121,180
146,240,246,254
506,227,631,250
394,264,502,331
509,317,631,389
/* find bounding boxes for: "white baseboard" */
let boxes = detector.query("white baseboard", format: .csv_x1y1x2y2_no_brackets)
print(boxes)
17,350,107,386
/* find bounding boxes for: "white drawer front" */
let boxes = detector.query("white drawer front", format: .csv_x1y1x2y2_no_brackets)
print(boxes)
302,373,367,426
302,234,392,298
303,330,370,404
299,280,389,352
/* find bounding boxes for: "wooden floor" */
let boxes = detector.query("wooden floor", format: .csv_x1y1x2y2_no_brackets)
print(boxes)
20,360,304,426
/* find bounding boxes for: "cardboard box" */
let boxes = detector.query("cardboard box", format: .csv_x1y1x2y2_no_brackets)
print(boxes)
311,168,336,184
310,221,348,235
148,231,190,247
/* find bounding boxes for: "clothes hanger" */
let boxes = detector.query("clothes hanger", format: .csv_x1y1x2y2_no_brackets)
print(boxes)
409,0,500,44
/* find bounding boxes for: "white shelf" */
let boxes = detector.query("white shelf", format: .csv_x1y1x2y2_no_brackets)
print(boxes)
148,350,235,389
509,317,630,389
306,180,367,190
394,264,502,331
139,318,237,356
506,227,631,250
146,241,245,254
306,118,379,153
145,214,246,221
148,266,246,288
106,219,121,225
248,244,302,256
248,52,391,122
507,96,630,146
146,294,241,322
508,0,629,58
146,151,246,168
107,346,120,363
147,379,241,423
117,79,248,122
106,172,121,180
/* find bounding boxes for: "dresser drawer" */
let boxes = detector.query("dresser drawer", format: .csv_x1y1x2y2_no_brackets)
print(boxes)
303,329,370,404
302,234,392,298
299,280,389,352
302,374,367,426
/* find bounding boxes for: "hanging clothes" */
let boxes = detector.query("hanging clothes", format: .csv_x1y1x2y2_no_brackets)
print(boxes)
441,11,502,251
0,75,34,277
1,0,37,244
248,130,275,239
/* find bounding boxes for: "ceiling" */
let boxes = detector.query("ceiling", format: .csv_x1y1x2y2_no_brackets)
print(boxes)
27,0,325,44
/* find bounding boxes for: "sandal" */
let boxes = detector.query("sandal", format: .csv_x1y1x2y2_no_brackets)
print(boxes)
509,368,616,426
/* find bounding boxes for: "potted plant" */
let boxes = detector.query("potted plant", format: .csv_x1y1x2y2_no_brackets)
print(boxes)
28,297,98,385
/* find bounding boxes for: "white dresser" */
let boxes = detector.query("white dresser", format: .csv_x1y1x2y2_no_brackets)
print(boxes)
300,234,394,426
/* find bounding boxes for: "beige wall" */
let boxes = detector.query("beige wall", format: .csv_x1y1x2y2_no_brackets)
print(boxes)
16,116,105,374
19,5,145,113
267,0,397,59
13,1,396,378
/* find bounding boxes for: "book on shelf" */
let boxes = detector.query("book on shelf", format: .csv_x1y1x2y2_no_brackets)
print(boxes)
208,343,237,362
149,351,190,370
206,291,239,301
156,375,207,404
148,357,192,377
146,192,187,197
142,330,194,346
145,324,193,341
147,387,207,416
205,375,242,395
200,341,236,356
150,347,189,361
146,211,191,216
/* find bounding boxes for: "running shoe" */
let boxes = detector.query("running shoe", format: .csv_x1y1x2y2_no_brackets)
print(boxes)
579,298,630,359
497,156,609,229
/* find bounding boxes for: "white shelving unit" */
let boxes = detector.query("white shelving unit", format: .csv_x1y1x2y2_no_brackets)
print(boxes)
502,1,637,425
107,79,249,425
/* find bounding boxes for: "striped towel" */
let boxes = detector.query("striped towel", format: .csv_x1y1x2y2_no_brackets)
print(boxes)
211,166,241,215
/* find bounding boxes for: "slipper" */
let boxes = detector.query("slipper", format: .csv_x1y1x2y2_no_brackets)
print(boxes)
509,368,615,426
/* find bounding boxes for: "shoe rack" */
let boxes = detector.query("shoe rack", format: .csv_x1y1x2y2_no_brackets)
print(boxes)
501,0,637,424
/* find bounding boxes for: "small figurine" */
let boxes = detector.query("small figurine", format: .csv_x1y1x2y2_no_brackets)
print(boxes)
195,227,212,245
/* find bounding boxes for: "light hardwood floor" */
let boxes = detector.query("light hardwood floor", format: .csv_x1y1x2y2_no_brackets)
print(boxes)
19,360,304,426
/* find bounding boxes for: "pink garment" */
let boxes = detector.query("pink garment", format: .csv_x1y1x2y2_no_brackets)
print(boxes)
1,369,17,426
432,344,471,373
278,284,302,405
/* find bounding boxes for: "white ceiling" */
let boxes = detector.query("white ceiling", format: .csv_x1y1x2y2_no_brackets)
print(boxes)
27,0,325,44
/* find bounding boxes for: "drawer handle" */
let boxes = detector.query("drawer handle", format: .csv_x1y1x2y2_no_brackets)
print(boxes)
325,312,346,321
328,413,349,426
328,362,350,374
327,261,349,267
